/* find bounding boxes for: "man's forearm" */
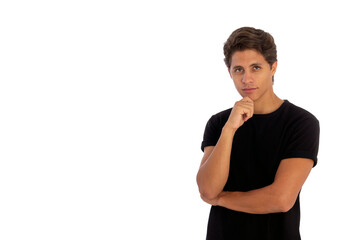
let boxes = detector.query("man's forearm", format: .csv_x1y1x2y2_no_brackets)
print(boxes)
204,157,313,214
217,185,290,214
196,127,236,200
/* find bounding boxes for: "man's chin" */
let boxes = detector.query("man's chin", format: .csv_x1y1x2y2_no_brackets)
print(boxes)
239,94,256,102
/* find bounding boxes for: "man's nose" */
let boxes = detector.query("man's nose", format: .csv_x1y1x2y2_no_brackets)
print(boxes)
241,71,253,84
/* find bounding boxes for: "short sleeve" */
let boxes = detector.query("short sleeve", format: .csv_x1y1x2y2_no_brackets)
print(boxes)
201,115,221,152
281,116,320,167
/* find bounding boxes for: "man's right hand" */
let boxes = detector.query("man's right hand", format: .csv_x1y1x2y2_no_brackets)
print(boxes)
224,97,254,131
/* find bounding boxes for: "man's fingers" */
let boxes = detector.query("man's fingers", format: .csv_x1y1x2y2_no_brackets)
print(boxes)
238,104,254,119
226,98,255,130
241,96,254,104
240,107,253,122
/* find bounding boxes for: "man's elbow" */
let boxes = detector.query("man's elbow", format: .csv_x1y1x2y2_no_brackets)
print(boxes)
277,195,296,213
197,184,220,201
196,176,220,200
199,190,220,201
197,183,220,200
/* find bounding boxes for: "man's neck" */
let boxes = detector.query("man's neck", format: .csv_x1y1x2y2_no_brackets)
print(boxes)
254,94,284,115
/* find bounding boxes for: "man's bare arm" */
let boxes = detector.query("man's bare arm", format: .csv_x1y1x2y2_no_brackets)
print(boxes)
201,158,314,214
196,129,234,200
196,97,254,200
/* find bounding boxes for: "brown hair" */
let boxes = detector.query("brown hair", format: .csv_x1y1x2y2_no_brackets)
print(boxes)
223,27,277,70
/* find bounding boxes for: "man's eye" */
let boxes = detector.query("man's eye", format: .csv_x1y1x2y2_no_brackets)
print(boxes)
234,68,243,73
253,66,261,70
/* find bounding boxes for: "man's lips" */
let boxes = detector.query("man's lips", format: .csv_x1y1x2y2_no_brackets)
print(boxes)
242,88,257,93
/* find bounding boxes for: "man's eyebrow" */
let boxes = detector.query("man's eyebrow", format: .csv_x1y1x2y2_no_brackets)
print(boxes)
232,65,243,69
232,63,263,69
249,62,263,66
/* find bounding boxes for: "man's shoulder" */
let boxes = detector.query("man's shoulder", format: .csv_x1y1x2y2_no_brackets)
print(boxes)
212,107,232,118
284,100,319,124
209,107,232,123
204,107,233,130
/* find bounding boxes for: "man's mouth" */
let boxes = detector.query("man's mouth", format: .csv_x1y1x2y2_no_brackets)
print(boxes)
242,88,257,93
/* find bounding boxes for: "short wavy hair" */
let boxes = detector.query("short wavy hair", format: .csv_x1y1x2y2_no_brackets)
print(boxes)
223,27,277,70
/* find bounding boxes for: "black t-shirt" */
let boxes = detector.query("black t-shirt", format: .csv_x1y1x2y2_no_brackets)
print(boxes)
201,100,320,240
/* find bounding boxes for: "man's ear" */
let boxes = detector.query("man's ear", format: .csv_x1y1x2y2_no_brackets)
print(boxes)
271,61,278,75
228,68,232,78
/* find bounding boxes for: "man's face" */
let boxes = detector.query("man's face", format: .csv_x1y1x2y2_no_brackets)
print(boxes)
229,49,277,103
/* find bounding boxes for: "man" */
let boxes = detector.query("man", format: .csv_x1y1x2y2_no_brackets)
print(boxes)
196,27,320,239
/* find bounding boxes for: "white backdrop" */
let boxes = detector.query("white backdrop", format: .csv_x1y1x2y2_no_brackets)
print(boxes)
1,0,359,239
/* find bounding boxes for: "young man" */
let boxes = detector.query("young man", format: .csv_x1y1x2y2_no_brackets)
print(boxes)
196,27,320,239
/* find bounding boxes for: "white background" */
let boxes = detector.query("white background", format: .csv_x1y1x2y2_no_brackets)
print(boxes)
1,0,359,239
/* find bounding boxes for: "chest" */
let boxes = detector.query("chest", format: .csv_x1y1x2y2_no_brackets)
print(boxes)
225,119,289,191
